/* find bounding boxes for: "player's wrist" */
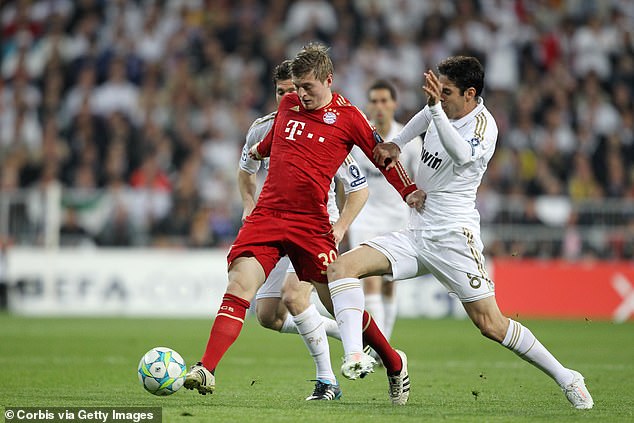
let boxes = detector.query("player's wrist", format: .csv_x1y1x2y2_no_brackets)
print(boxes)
401,184,418,201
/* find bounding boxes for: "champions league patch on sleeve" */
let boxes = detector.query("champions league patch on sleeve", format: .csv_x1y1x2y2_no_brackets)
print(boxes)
349,164,367,187
373,131,384,144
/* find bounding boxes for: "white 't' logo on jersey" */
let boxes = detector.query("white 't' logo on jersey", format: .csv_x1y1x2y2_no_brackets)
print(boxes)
285,120,305,140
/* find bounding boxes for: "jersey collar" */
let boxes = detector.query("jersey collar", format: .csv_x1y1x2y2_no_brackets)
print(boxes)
451,97,485,128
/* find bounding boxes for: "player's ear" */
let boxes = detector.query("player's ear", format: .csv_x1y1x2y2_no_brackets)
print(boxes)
465,87,477,101
324,74,333,88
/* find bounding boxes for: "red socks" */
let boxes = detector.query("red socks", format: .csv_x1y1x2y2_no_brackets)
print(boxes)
362,311,402,375
201,293,251,372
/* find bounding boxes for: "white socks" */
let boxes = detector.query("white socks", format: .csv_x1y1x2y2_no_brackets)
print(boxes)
279,309,341,340
280,313,297,334
329,277,365,356
292,304,336,384
502,319,574,387
364,293,384,332
382,297,397,341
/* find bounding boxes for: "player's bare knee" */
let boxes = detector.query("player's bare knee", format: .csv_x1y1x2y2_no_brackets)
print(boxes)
327,256,355,280
255,309,281,331
281,286,311,315
474,317,506,342
282,294,310,315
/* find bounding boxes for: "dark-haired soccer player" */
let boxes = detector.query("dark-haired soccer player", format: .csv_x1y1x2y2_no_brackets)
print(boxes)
329,56,594,409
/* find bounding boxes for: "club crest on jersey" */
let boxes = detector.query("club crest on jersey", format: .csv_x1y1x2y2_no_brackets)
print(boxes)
323,111,337,124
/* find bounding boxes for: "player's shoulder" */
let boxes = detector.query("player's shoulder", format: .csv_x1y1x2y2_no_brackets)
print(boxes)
473,103,498,133
468,102,498,143
279,91,300,109
246,112,276,145
251,111,276,127
331,93,373,128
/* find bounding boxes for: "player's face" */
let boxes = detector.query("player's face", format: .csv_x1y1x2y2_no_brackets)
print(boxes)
275,79,296,105
438,75,474,120
367,88,396,126
293,71,333,110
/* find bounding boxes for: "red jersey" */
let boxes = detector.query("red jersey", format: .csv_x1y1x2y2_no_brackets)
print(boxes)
256,92,415,218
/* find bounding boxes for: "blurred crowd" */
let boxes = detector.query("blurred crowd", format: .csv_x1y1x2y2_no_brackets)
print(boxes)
1,0,633,257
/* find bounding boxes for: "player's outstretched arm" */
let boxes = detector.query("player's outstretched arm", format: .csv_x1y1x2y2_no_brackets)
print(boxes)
237,169,257,222
373,142,401,170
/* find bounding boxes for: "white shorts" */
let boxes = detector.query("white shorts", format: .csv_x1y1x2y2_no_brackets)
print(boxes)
348,225,405,249
364,227,495,302
254,256,296,300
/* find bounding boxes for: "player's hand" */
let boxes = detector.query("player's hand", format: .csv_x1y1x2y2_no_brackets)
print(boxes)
406,189,426,211
248,143,264,160
241,204,255,223
423,70,442,107
373,142,401,170
331,222,345,246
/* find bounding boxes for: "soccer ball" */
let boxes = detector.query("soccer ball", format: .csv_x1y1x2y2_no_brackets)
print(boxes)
137,347,187,396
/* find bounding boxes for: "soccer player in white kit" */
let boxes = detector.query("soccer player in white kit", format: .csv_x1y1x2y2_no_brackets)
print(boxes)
348,79,422,348
328,56,594,409
238,60,369,400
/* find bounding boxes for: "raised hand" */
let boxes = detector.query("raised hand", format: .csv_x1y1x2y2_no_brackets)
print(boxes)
423,70,442,107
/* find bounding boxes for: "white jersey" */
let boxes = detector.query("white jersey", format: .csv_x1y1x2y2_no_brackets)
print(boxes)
349,121,422,240
239,112,367,222
240,111,275,174
392,98,498,232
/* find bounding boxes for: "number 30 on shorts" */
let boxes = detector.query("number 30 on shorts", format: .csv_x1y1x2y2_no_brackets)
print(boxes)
318,250,337,267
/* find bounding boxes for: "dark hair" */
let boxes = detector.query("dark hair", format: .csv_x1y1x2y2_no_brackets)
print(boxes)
272,60,292,84
291,42,334,82
368,79,397,101
437,56,484,96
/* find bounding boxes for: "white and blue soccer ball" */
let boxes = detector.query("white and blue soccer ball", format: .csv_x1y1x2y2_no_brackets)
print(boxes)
138,347,187,396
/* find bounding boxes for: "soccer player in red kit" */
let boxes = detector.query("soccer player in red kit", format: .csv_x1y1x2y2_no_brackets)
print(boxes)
185,43,425,405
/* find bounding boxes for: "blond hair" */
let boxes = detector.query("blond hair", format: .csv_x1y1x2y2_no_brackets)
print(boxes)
291,42,334,82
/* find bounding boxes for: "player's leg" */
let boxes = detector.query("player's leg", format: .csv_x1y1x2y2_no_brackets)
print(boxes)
462,297,593,409
363,276,385,333
281,273,340,400
255,257,291,331
327,246,403,377
423,227,593,409
280,264,341,340
185,256,266,395
328,243,411,405
381,279,397,341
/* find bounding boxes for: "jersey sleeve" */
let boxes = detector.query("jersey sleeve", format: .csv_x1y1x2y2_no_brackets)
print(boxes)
429,102,495,166
349,107,417,200
240,113,275,172
255,124,274,158
335,154,368,194
392,105,432,150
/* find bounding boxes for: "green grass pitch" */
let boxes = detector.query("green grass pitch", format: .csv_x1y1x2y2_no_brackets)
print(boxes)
1,314,632,422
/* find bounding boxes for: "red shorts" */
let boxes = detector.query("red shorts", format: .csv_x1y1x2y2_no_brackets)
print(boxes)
227,207,337,283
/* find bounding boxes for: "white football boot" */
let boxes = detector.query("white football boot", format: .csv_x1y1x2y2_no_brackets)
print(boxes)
341,352,376,380
562,370,593,409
